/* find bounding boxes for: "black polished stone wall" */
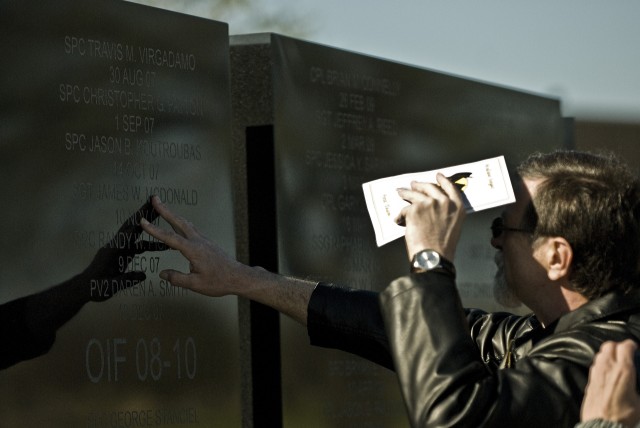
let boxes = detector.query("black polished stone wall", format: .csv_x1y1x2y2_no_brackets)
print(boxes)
231,33,564,428
0,0,238,426
1,3,567,423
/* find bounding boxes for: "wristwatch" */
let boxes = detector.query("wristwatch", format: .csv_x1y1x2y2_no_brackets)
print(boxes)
410,249,456,278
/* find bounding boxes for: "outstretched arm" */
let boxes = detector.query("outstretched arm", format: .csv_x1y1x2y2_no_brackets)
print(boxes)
140,196,316,325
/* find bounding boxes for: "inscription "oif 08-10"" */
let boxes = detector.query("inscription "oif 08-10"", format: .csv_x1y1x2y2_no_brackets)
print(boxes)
85,337,197,383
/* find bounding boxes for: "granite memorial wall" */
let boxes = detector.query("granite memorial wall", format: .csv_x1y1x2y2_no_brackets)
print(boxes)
0,0,238,426
230,33,565,428
1,1,568,426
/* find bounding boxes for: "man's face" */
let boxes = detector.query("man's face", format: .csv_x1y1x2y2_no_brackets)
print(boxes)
491,177,547,308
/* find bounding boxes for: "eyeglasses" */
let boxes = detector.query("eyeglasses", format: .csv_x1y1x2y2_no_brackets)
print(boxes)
491,217,533,239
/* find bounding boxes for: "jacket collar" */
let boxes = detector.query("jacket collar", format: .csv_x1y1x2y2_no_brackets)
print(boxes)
512,287,640,357
551,287,640,334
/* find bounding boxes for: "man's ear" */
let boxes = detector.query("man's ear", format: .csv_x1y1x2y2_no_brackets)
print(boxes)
543,237,573,281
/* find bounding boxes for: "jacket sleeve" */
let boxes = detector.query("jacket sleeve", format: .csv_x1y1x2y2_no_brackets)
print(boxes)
380,272,587,427
573,421,627,428
306,282,520,372
307,282,394,369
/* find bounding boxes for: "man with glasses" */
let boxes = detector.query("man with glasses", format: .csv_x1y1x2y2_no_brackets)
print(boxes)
141,150,640,427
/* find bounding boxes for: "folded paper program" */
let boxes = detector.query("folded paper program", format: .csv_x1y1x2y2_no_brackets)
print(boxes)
362,156,515,246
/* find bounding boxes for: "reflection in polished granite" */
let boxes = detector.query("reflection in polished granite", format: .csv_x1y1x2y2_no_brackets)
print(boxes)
0,1,238,426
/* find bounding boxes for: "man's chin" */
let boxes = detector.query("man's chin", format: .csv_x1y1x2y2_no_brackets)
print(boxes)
493,275,522,308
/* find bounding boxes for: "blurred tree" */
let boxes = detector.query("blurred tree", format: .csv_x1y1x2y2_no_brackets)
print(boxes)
126,0,317,37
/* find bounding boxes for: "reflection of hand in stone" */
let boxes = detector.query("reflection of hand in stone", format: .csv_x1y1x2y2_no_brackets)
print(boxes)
0,199,168,369
80,198,168,302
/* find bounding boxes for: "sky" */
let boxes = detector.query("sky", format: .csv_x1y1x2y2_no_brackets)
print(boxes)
133,0,640,123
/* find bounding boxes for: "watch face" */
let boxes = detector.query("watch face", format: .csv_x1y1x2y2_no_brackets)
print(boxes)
415,250,441,270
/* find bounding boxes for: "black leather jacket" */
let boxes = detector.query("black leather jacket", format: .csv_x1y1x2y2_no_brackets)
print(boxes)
307,272,640,427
